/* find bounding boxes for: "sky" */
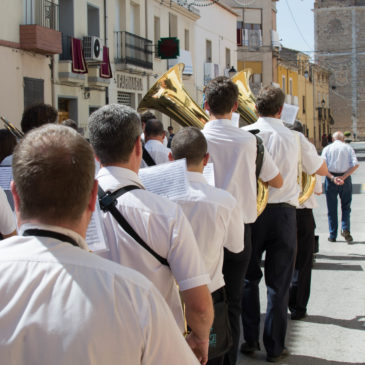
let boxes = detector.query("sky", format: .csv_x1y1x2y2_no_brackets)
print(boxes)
276,0,315,56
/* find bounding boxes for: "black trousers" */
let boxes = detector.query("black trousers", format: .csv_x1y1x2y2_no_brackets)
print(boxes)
289,208,315,316
241,205,296,357
222,224,252,365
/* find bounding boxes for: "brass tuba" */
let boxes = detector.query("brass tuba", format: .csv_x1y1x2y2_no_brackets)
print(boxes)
231,70,316,206
138,63,268,216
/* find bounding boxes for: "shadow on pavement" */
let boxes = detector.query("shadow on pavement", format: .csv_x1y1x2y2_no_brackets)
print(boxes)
301,315,365,331
316,254,365,261
312,262,363,271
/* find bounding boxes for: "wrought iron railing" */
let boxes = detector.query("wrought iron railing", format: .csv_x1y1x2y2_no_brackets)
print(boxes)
24,0,59,30
115,31,153,69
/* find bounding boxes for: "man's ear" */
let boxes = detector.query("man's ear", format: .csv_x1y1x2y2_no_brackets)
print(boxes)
232,101,238,112
203,153,210,166
135,135,142,157
168,152,174,162
10,181,20,215
204,101,210,112
278,106,284,118
88,180,99,213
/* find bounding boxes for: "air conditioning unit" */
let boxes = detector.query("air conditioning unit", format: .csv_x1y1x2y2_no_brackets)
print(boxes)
83,36,103,62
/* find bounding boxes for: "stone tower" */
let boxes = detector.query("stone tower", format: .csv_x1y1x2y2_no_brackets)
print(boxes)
314,0,365,138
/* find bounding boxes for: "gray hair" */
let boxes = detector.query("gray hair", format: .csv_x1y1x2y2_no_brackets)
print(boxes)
171,127,207,166
88,104,142,165
333,131,344,141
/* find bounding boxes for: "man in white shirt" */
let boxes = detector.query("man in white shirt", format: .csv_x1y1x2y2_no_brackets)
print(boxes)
321,131,359,242
0,186,16,238
202,77,283,365
169,126,244,364
89,104,213,365
242,86,328,362
0,124,199,365
142,119,171,166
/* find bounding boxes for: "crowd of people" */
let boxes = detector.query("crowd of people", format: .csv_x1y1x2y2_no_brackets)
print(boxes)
0,77,359,365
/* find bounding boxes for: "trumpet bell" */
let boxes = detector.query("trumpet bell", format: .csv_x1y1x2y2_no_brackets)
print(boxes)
299,173,316,205
137,63,208,129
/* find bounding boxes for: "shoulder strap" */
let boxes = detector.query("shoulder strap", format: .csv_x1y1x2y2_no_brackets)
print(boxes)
98,185,169,267
142,146,156,166
255,135,264,180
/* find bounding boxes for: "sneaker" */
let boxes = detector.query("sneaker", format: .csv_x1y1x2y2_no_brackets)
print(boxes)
341,230,353,242
266,348,289,363
328,236,336,242
240,341,260,354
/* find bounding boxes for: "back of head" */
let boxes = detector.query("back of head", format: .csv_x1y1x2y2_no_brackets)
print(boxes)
204,76,238,115
12,124,95,223
0,129,17,162
62,119,78,131
88,104,142,165
21,103,58,134
140,111,156,125
145,119,164,138
285,120,304,134
333,131,344,141
171,127,207,166
256,85,285,117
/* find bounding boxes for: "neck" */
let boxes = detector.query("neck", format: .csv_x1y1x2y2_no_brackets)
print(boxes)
209,112,232,121
102,161,139,175
146,136,162,143
187,162,204,174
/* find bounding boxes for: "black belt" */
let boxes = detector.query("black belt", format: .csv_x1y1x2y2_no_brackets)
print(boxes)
267,203,295,209
211,287,225,304
330,172,345,176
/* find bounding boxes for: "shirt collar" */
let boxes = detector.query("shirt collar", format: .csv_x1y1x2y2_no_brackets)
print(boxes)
145,139,162,147
203,119,233,130
97,166,145,190
258,116,285,126
186,171,208,185
19,222,88,250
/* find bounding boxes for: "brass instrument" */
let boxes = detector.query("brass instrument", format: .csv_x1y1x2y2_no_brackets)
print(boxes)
137,64,268,216
231,70,316,206
1,116,24,139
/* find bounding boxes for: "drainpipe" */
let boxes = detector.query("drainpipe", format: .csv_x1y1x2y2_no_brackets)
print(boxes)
104,0,109,105
145,0,150,91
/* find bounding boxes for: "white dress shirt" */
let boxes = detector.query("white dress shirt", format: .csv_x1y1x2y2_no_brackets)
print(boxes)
0,223,200,365
144,139,171,165
96,166,210,331
243,117,324,206
321,140,358,173
0,187,15,235
203,119,279,223
172,171,244,293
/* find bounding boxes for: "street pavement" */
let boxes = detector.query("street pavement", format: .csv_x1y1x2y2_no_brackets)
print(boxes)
237,142,365,365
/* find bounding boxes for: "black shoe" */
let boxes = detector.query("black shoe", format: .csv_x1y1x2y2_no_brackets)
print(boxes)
328,236,336,242
240,341,260,354
341,230,353,242
291,311,307,320
266,348,289,363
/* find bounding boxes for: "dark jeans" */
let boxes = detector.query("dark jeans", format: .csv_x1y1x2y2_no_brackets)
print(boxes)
241,205,296,357
222,224,252,365
324,175,352,239
289,209,315,316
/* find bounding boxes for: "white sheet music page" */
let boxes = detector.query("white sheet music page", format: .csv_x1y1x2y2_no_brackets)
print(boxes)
281,103,299,125
203,163,215,186
85,201,108,253
138,159,189,200
0,167,13,190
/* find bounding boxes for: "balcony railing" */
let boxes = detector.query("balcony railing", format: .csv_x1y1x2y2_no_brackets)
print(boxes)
115,31,153,70
24,0,59,30
60,34,72,61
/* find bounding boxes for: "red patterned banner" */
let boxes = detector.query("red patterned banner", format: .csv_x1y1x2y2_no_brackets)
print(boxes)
71,37,88,74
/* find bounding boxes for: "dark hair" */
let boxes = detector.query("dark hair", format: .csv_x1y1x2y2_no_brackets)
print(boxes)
256,86,285,117
171,127,207,166
168,126,173,131
204,76,238,115
12,124,95,223
144,119,165,138
21,103,58,133
88,104,142,165
286,120,304,134
62,119,78,131
0,129,17,163
140,111,156,125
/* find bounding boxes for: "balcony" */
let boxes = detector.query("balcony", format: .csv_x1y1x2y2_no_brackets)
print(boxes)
115,31,153,70
20,0,61,55
237,29,262,49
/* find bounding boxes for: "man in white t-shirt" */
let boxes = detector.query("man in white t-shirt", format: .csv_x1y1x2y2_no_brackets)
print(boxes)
0,186,16,238
202,77,283,365
169,126,244,364
89,104,213,365
0,124,199,365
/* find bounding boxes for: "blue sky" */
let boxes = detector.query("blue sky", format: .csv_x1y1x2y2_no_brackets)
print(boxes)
276,0,315,55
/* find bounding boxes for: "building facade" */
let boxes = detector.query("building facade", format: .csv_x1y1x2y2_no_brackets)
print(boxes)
314,0,365,138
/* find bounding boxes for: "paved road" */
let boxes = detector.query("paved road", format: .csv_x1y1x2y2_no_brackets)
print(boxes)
237,142,365,365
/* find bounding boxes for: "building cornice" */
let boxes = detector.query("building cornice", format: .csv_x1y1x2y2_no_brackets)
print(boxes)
314,6,365,12
157,0,201,21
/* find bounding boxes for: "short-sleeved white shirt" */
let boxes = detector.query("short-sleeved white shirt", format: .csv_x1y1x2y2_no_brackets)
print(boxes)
0,224,200,365
0,187,16,235
202,119,279,223
172,171,244,293
96,166,210,331
243,117,324,206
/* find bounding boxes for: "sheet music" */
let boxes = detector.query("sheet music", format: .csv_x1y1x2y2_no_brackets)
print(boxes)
139,159,189,199
0,167,13,190
85,202,108,253
281,103,299,125
231,112,240,128
203,163,215,186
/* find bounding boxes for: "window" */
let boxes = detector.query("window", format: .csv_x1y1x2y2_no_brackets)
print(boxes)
169,13,177,38
59,0,74,36
24,77,44,109
184,29,189,51
118,91,132,107
87,4,100,37
225,48,231,70
206,40,212,63
130,3,140,35
289,78,293,96
302,95,306,114
154,16,160,57
282,75,286,94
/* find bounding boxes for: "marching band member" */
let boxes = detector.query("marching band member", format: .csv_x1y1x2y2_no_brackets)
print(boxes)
241,86,328,362
202,77,283,365
89,104,213,365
